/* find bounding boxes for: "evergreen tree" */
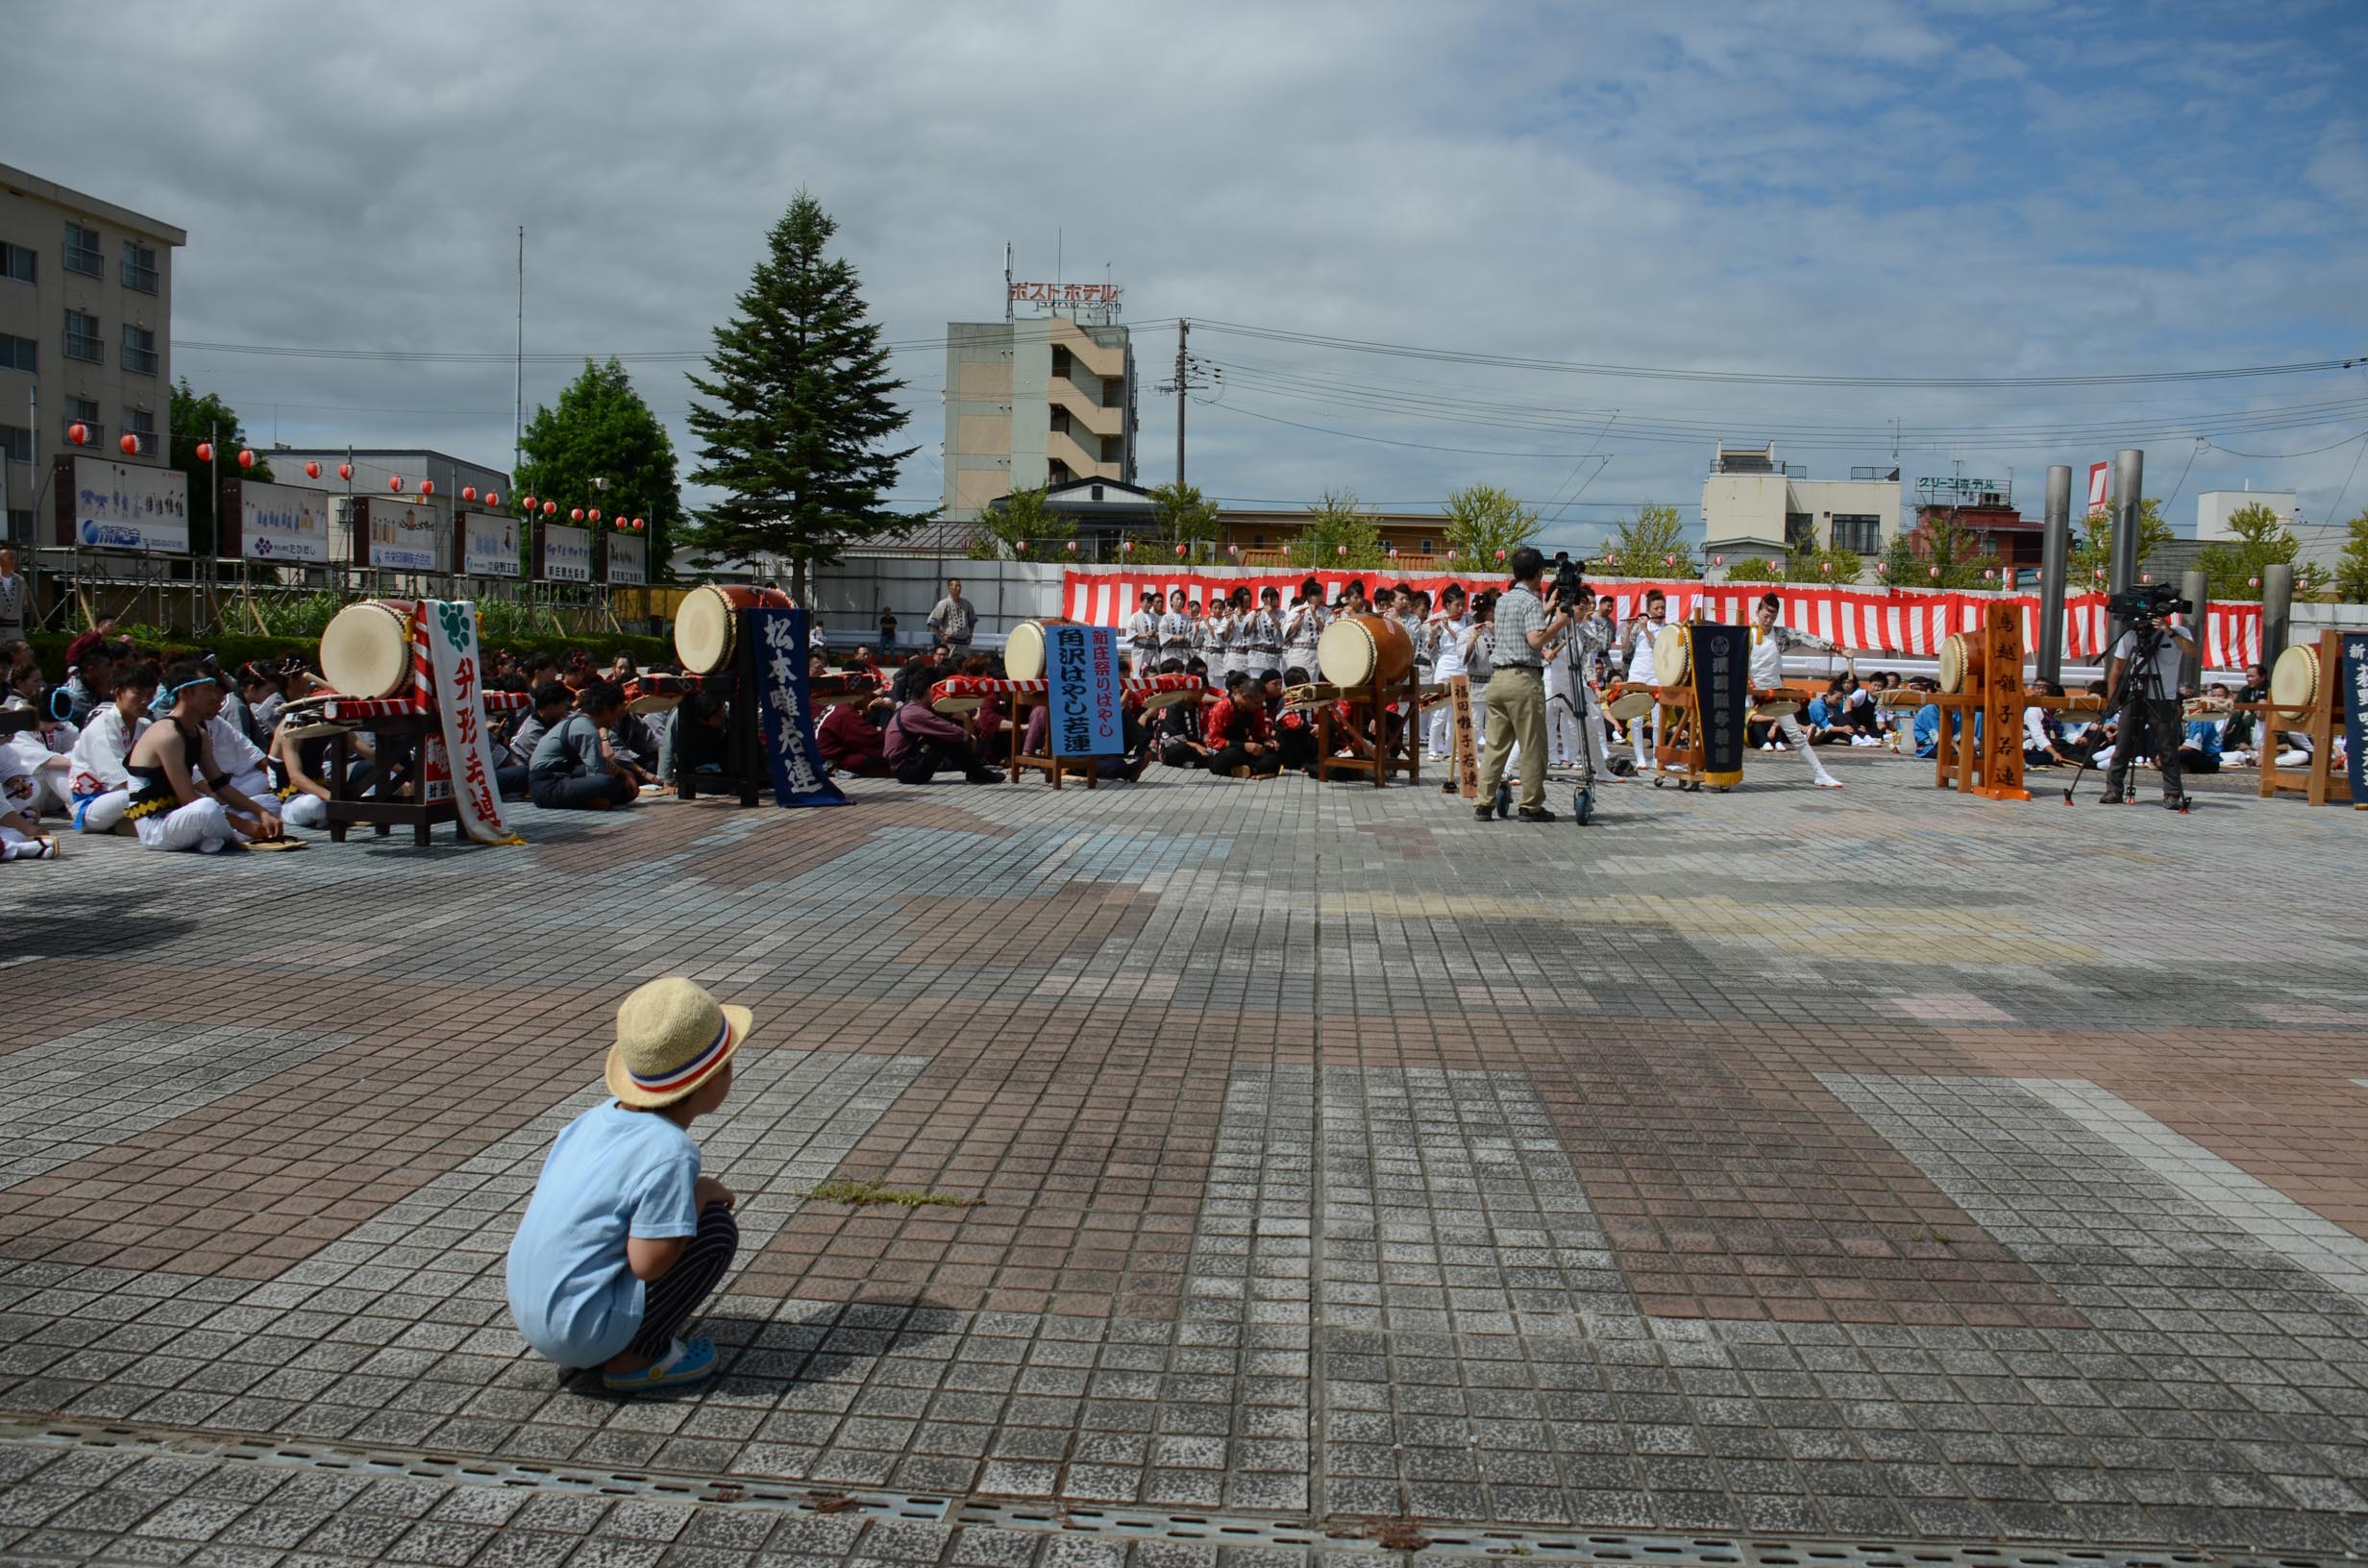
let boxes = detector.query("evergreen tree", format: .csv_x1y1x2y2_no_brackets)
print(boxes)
683,192,921,599
168,378,270,558
515,358,681,580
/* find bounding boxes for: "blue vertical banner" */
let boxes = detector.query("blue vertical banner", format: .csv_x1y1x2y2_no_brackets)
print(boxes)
1689,623,1748,788
2343,633,2367,807
1047,624,1123,758
752,606,849,807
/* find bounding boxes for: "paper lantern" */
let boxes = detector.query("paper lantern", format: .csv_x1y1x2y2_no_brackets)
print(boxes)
542,501,556,516
1386,548,1398,560
1929,566,1941,579
118,432,138,454
484,492,500,508
461,486,477,502
590,508,604,524
1875,561,1887,576
419,479,434,497
238,449,256,470
1015,539,1028,552
2092,567,2105,581
67,423,87,446
1983,567,1996,581
1177,543,1190,558
1493,549,1507,563
1712,553,1723,568
1122,539,1135,554
2248,576,2260,588
1664,553,1675,567
570,508,584,522
1337,545,1349,558
338,463,353,480
389,476,405,492
194,440,212,462
1820,560,1833,576
305,461,320,479
1066,539,1078,552
1228,543,1241,557
2140,572,2152,584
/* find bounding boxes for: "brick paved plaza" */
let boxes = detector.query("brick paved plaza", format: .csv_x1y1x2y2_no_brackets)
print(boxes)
2,749,2364,1567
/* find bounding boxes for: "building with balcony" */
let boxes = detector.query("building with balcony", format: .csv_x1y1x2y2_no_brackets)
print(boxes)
941,313,1137,520
0,163,185,543
1700,443,1900,568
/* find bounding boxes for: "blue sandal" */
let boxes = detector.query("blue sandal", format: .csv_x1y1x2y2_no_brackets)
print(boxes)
601,1336,718,1393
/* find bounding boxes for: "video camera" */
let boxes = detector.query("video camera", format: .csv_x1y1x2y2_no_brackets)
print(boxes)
2106,581,2190,623
1551,556,1590,608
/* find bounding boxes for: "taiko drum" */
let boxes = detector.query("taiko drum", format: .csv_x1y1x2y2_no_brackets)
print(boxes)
675,585,795,674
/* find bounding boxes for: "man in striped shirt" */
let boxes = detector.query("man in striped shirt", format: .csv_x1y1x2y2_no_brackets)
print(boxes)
1475,549,1575,822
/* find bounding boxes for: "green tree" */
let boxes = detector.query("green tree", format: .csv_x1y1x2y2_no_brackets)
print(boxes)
681,191,922,600
1601,504,1698,578
1783,543,1863,584
2335,510,2368,602
515,357,682,581
1147,481,1221,558
972,484,1061,559
1289,488,1386,569
1442,483,1541,570
2066,497,2175,586
1887,514,2001,589
1721,555,1780,584
2196,502,2329,598
168,378,271,559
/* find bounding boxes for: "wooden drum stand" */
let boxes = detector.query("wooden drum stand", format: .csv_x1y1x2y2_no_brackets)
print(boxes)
2251,629,2354,807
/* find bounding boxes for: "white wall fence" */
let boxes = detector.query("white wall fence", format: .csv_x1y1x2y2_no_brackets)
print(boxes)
808,558,1067,648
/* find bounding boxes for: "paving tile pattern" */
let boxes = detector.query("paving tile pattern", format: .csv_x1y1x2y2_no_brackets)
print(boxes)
2,752,2366,1563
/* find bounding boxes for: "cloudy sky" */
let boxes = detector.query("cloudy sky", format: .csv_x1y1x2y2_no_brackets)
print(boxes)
11,0,2366,552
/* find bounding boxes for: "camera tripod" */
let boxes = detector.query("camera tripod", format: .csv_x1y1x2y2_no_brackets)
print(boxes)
2063,617,2186,810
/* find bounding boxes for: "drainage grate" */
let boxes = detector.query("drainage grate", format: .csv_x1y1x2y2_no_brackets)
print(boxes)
0,1418,2333,1568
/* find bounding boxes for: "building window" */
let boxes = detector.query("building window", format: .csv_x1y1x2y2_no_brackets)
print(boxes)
122,323,158,376
1421,538,1436,554
64,396,101,448
62,310,103,364
0,243,32,283
5,507,31,544
0,333,32,375
63,222,103,279
0,426,30,465
1049,346,1073,380
1253,534,1266,549
1831,514,1881,553
1049,404,1070,434
124,407,157,456
121,241,159,294
1100,435,1122,463
1784,511,1813,549
1103,377,1124,406
1048,460,1073,486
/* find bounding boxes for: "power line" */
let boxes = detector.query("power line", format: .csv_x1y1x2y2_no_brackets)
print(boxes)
169,321,1179,366
1191,319,2367,389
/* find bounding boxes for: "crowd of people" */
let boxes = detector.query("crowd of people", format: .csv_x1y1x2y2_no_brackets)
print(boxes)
0,565,2322,857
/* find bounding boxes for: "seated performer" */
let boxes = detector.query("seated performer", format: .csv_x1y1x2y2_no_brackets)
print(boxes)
883,666,998,784
67,662,159,833
6,687,78,819
0,712,60,859
817,694,891,778
502,683,573,800
1205,671,1282,777
122,661,284,851
530,681,639,811
266,712,341,831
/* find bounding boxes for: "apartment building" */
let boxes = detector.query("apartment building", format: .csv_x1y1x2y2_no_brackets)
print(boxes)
1700,443,1901,567
942,313,1137,520
0,163,185,543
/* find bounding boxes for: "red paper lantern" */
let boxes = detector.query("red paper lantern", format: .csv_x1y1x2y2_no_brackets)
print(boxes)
542,501,556,516
1228,543,1241,557
389,476,405,492
194,440,213,462
338,463,353,480
2248,576,2260,589
1015,539,1028,552
631,516,643,530
462,486,477,502
2140,572,2152,584
1664,553,1675,567
1337,545,1349,558
118,432,138,454
570,508,584,522
1875,561,1887,576
1712,553,1724,568
1493,549,1507,563
1122,539,1135,554
484,492,500,508
305,461,320,478
238,449,256,470
67,423,87,446
1177,544,1190,558
1929,566,1941,579
2092,567,2105,581
1066,539,1078,552
1386,548,1398,560
1820,560,1833,576
417,479,432,497
1983,567,1996,581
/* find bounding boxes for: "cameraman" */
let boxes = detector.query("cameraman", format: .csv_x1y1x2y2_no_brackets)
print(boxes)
2101,604,2194,808
1475,547,1576,822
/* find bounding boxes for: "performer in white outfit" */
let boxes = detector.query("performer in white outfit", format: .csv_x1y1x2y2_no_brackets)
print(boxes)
1125,591,1162,680
1556,583,1619,781
1749,592,1844,791
1282,579,1327,677
1426,584,1469,760
1157,590,1194,670
5,698,78,817
1621,591,1669,772
66,666,156,832
121,662,284,852
1245,586,1286,680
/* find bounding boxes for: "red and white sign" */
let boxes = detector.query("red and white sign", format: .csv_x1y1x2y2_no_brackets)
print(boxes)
1011,281,1121,306
2086,461,2110,518
1058,569,2263,673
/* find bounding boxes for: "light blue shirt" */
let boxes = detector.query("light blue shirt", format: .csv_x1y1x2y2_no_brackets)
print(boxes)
506,1103,700,1365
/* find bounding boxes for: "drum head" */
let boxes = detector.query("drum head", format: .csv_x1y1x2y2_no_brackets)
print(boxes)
1937,633,1981,695
1751,698,1804,719
675,587,732,674
1653,624,1690,686
1605,687,1655,722
1007,621,1049,681
1317,619,1377,687
2268,644,2319,709
320,601,411,698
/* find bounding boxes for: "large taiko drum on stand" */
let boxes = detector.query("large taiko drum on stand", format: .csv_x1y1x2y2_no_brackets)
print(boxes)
1937,631,1986,695
1317,613,1414,689
320,599,421,698
1751,685,1812,719
2267,643,2320,716
675,585,795,674
1003,618,1073,681
1651,624,1691,687
1604,684,1656,722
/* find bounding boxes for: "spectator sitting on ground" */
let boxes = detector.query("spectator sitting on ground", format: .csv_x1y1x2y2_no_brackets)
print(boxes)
2180,684,2227,775
882,663,997,785
530,681,639,811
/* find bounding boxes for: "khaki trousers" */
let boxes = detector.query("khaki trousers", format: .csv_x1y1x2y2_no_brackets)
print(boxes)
1478,667,1547,812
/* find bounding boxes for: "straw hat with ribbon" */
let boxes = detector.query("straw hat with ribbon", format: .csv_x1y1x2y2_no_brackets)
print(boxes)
605,977,752,1109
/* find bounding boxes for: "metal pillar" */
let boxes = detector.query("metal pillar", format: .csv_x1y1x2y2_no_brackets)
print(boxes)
2260,564,2294,677
2107,448,2144,653
2179,569,2208,691
2038,465,2071,686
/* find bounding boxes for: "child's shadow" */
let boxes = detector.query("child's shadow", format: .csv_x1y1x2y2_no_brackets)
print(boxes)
555,1304,959,1402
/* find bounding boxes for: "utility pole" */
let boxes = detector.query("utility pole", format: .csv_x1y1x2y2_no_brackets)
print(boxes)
514,227,525,480
1175,318,1188,487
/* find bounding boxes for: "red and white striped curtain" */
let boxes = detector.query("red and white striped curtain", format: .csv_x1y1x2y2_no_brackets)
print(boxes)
1058,570,2262,671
